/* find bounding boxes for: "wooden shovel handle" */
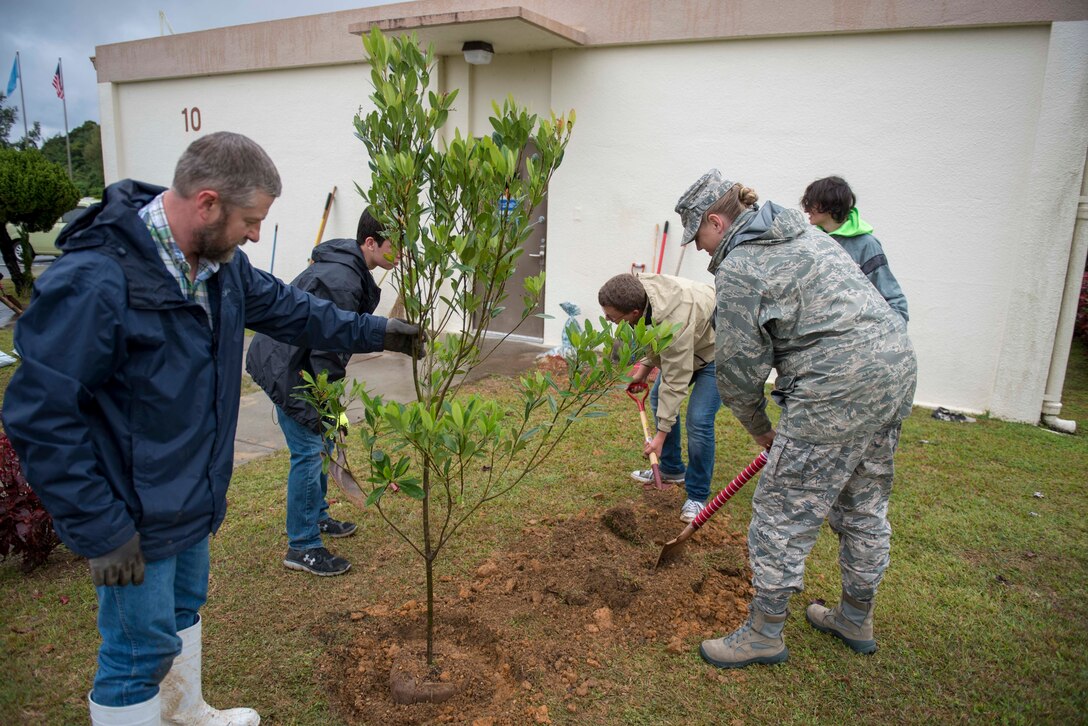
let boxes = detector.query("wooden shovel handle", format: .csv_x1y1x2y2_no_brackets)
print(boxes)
637,409,660,467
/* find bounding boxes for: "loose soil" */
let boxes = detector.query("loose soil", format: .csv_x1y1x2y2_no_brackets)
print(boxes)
318,487,753,724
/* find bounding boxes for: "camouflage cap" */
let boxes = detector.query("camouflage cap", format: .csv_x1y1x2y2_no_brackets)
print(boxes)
675,169,736,246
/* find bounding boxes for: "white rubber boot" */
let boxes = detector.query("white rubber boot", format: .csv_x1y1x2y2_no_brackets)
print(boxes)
88,692,161,726
160,618,260,725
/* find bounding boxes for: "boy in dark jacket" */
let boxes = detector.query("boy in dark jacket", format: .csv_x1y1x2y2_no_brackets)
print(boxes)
246,208,396,576
801,176,909,322
1,133,420,725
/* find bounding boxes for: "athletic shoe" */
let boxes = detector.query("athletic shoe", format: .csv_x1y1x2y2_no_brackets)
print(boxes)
630,469,685,485
680,499,703,523
283,547,351,576
318,518,357,538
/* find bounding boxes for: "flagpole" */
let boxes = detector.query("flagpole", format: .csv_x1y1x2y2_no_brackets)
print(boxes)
16,51,28,141
58,58,72,179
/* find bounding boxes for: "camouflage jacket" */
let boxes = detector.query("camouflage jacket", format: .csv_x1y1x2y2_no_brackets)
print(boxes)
708,202,917,444
635,273,716,433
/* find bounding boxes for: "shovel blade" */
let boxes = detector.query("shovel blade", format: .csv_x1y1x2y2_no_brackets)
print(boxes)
654,539,686,569
654,525,695,569
327,446,368,509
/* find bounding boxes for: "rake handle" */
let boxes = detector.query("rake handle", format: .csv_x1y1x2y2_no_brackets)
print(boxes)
690,450,768,531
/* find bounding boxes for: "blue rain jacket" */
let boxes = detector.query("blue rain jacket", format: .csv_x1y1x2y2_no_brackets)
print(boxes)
1,180,387,561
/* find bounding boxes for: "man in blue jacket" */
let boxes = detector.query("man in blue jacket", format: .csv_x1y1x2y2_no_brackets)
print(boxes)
1,132,420,726
246,207,396,577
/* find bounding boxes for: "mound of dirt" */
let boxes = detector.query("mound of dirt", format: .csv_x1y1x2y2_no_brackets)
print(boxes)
601,505,641,543
320,488,753,724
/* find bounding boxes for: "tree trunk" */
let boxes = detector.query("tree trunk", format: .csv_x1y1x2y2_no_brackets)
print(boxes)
0,225,29,296
422,465,435,665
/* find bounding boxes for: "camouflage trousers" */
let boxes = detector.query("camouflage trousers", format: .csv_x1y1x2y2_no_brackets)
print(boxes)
748,422,901,616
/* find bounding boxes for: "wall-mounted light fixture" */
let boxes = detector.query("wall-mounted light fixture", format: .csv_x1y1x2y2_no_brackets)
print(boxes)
462,40,494,65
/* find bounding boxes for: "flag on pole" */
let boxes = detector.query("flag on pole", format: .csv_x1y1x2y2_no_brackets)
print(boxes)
5,56,16,96
52,63,64,99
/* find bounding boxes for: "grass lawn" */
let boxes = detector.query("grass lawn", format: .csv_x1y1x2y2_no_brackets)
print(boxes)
1,339,1086,724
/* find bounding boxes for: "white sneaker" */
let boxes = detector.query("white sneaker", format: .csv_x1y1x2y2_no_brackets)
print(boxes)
630,469,685,485
680,499,703,523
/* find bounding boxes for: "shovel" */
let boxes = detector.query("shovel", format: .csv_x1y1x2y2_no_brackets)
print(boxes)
655,450,768,569
326,439,367,509
325,432,400,509
625,381,668,490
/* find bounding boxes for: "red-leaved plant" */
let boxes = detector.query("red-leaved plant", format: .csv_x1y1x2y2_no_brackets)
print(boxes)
0,433,60,571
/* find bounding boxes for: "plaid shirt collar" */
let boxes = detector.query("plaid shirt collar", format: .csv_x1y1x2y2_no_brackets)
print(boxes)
138,192,219,325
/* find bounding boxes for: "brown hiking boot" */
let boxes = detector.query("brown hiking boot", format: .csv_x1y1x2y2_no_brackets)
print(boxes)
699,609,789,668
805,591,877,654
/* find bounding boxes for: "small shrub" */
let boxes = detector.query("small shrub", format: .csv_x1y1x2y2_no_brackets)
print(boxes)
0,433,60,571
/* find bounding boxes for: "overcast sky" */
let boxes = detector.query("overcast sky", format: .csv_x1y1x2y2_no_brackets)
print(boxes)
0,0,394,141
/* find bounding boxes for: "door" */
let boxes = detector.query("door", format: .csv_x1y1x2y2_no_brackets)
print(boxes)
479,141,546,340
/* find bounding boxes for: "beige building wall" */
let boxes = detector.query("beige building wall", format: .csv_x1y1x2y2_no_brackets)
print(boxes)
545,25,1060,416
92,3,1088,425
98,63,384,303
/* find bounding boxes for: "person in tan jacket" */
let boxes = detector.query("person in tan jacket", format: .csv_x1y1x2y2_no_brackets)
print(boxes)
598,272,721,522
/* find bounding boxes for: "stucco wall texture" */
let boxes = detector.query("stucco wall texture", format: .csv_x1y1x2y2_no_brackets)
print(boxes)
93,2,1088,424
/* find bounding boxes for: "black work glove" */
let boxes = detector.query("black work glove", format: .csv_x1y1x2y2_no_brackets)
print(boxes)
383,317,424,357
89,532,146,587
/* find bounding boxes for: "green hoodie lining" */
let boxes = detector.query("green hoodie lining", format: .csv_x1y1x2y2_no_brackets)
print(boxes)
822,207,873,238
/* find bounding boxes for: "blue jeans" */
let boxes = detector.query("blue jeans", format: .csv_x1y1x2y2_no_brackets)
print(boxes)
651,362,721,503
277,406,332,551
92,537,209,706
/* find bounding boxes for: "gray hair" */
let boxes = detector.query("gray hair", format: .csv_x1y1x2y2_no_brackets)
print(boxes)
172,131,282,207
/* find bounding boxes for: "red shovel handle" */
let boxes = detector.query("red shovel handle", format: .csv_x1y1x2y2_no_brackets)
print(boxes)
690,450,768,531
625,381,650,410
624,380,667,489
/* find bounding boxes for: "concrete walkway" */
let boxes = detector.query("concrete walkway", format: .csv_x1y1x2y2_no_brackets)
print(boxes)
233,336,552,467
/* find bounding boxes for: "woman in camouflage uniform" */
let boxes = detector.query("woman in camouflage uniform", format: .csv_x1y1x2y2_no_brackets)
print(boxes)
674,169,917,669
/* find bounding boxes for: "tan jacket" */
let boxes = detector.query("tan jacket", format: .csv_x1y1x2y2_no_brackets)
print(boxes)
636,273,716,433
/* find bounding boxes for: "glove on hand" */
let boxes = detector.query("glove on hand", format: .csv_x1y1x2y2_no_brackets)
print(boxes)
89,532,146,587
383,317,424,357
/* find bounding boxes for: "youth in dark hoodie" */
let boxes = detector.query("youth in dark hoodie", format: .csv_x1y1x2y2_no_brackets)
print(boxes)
246,208,397,576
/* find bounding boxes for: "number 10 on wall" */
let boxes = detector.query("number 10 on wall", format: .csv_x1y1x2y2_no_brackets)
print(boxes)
181,107,202,132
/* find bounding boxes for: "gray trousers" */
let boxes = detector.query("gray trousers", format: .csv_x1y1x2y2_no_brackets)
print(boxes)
748,422,901,615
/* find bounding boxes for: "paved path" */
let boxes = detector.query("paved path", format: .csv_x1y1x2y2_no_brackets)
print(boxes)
233,336,551,467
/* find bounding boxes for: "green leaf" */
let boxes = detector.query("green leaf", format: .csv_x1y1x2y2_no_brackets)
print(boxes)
398,482,425,500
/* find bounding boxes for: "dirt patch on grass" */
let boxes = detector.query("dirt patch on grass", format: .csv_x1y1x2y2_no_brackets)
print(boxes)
320,488,752,724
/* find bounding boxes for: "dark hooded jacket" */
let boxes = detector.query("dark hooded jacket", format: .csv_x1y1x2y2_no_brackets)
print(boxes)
1,180,387,561
245,238,380,433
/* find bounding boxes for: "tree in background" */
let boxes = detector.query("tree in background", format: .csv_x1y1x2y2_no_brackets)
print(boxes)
1,95,104,197
0,93,42,151
41,120,104,198
0,149,79,294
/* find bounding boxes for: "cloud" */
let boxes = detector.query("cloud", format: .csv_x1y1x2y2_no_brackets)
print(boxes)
1,0,387,141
